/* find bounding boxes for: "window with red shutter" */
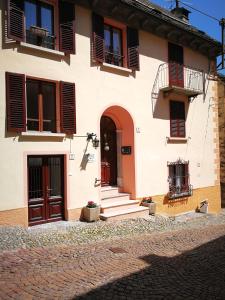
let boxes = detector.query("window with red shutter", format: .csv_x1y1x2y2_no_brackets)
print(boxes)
59,0,75,54
170,101,185,137
7,0,25,41
60,82,76,134
6,72,26,132
127,27,139,71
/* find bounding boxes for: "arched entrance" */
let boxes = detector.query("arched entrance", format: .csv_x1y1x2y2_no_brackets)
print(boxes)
100,106,136,198
100,116,117,186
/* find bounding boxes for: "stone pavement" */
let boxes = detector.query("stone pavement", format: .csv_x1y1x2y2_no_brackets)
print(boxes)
1,224,225,299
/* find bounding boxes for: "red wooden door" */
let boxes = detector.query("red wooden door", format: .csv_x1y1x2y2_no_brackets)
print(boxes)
101,116,117,186
28,156,64,226
168,43,184,88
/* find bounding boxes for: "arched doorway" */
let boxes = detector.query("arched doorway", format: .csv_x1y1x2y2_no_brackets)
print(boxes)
100,116,117,186
100,106,136,198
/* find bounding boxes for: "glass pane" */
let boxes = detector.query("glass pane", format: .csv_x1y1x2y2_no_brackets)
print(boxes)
104,25,111,52
25,0,37,30
28,157,43,199
27,80,39,131
41,3,54,35
42,82,56,132
48,157,62,197
113,28,122,66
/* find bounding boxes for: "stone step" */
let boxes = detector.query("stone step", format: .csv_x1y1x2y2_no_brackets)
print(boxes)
101,199,139,213
101,186,120,198
100,206,149,221
101,193,130,203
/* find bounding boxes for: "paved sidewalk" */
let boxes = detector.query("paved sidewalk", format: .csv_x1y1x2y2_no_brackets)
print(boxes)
1,223,225,299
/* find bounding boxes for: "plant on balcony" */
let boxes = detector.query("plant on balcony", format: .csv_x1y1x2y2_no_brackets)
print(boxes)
141,197,156,215
83,201,100,222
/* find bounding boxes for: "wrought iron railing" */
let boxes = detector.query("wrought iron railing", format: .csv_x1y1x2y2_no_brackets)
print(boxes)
168,176,193,199
151,62,204,114
104,50,124,67
26,29,55,50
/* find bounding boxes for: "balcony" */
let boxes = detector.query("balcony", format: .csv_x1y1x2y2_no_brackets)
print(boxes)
168,173,193,200
152,62,204,112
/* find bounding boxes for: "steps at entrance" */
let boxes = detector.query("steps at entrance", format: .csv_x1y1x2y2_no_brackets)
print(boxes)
100,206,149,221
100,187,149,221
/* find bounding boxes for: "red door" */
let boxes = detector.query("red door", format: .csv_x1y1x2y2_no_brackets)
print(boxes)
168,43,184,88
101,116,117,186
28,156,64,226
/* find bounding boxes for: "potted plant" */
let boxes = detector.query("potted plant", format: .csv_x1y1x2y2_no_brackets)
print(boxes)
141,197,156,215
83,201,100,222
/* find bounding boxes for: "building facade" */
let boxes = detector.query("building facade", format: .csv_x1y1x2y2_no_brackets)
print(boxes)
0,0,222,226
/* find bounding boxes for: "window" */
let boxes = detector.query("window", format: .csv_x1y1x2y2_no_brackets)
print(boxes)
7,0,75,54
26,79,56,132
170,101,185,137
24,0,55,49
168,160,192,199
104,24,123,67
6,72,76,134
92,13,139,70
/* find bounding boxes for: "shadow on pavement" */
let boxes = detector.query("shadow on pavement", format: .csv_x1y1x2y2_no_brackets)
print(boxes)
75,234,225,299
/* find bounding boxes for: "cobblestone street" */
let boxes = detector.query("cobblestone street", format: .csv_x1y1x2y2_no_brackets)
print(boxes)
1,219,225,299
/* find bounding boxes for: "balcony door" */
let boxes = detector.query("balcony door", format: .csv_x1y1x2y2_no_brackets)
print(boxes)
168,43,184,88
28,155,64,226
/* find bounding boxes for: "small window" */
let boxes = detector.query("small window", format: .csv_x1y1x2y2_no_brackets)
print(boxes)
170,101,185,137
24,0,55,49
104,24,123,67
27,79,56,132
168,160,192,199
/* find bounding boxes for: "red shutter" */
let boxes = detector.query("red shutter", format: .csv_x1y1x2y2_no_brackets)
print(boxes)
92,13,104,63
7,0,24,42
6,72,26,132
170,101,185,137
59,1,75,54
127,27,139,71
168,43,184,87
60,81,76,134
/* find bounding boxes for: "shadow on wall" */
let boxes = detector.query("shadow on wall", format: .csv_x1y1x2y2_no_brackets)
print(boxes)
75,234,225,299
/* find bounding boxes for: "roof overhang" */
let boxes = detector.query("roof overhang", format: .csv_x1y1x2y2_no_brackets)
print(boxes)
74,0,222,59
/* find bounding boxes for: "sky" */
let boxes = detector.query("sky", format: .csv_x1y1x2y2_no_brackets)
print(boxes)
149,0,225,70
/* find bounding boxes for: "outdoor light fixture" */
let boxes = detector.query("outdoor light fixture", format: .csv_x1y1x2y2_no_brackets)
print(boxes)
87,133,100,149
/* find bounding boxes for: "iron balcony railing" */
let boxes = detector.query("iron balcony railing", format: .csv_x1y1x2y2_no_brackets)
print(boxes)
26,29,55,50
168,174,193,199
104,50,124,67
160,62,204,93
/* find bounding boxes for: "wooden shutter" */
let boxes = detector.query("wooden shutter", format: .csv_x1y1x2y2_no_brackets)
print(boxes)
60,81,76,134
127,27,139,71
92,13,104,63
6,72,26,132
7,0,24,41
168,43,184,87
170,101,185,137
59,1,75,54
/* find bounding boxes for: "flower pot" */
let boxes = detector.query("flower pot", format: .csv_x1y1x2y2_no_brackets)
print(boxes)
83,206,100,222
142,202,156,215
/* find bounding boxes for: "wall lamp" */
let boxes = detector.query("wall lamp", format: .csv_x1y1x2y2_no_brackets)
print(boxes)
87,133,100,149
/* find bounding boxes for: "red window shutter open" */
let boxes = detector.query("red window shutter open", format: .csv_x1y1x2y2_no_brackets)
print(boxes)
92,13,104,63
7,0,25,42
127,27,139,71
170,101,185,137
6,72,26,132
60,81,76,134
59,1,75,54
